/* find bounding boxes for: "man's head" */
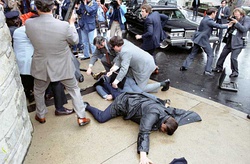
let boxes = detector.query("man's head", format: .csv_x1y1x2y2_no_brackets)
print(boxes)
232,8,245,21
93,36,106,49
141,4,152,18
35,0,54,13
221,0,226,7
109,36,124,52
206,7,217,19
160,117,178,135
96,0,101,5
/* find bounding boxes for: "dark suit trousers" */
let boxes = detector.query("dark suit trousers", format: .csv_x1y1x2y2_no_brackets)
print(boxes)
86,103,113,123
20,75,34,99
49,82,67,111
183,44,214,72
216,45,242,74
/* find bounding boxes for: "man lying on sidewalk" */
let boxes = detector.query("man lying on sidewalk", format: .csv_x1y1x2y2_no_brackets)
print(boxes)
84,82,202,164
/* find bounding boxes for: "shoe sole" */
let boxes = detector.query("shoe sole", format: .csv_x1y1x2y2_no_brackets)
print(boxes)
78,121,90,126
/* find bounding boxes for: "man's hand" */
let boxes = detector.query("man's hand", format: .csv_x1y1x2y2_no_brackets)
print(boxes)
112,82,118,88
69,13,76,25
139,152,153,164
107,71,113,77
135,35,142,40
86,67,92,75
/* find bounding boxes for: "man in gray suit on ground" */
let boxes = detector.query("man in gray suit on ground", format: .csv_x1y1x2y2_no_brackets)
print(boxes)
25,0,90,126
107,36,170,93
180,8,230,76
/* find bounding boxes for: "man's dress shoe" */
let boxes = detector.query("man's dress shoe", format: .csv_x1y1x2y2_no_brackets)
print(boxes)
78,117,90,126
212,68,222,73
35,115,46,124
55,108,74,116
203,71,214,76
229,72,238,78
161,79,170,91
180,66,187,71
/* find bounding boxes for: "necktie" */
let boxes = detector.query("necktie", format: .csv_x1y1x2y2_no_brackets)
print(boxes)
104,48,110,65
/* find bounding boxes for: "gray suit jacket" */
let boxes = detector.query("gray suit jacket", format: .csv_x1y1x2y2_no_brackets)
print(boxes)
215,6,231,24
25,14,79,81
230,16,250,49
114,40,155,86
193,16,228,48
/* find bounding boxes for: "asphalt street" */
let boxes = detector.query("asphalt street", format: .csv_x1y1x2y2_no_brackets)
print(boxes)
124,10,250,115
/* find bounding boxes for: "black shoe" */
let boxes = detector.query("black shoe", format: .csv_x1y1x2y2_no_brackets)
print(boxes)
247,114,250,119
84,101,90,107
81,57,90,60
204,71,214,76
161,79,170,91
229,72,238,78
212,68,222,73
180,66,187,71
78,74,84,83
55,108,74,116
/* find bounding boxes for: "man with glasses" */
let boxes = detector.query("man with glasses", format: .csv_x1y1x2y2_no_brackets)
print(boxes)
86,36,116,75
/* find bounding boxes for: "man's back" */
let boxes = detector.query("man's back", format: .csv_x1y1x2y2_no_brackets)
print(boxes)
25,14,79,81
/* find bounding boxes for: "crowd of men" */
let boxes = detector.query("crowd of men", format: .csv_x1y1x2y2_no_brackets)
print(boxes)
1,0,250,163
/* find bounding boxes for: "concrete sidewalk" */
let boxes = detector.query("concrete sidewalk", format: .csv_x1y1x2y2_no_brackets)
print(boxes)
24,59,250,164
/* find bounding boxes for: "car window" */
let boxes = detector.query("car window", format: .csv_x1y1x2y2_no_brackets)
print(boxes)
134,8,185,20
157,9,185,19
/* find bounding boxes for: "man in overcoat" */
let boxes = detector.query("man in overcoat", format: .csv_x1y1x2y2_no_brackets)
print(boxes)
85,84,201,164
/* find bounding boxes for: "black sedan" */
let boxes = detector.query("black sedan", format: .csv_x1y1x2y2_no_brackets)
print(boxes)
125,4,219,49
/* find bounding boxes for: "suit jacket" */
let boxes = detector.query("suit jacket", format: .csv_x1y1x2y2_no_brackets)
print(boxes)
25,14,79,82
193,16,228,47
141,11,168,50
192,0,200,7
215,6,230,24
114,40,155,85
89,38,116,66
228,16,250,49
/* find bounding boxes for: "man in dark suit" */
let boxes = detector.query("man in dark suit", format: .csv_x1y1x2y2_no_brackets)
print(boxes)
192,0,200,20
135,4,168,73
180,8,230,76
213,0,231,51
25,0,90,126
213,8,250,78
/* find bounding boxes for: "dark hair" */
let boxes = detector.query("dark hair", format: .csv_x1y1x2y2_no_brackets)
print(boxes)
35,0,55,12
141,4,152,13
93,36,105,45
6,17,22,27
206,7,217,15
221,0,227,4
109,36,124,47
165,117,178,135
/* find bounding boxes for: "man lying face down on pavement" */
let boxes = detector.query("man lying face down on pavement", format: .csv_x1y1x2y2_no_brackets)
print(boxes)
84,82,202,164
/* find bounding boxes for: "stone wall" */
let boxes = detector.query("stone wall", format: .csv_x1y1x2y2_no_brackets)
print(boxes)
0,9,33,164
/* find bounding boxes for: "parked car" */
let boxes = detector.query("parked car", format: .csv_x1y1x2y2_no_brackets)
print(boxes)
125,3,219,49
